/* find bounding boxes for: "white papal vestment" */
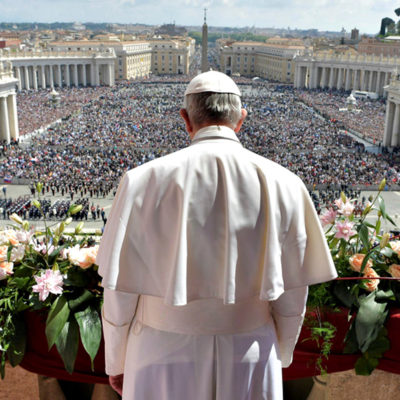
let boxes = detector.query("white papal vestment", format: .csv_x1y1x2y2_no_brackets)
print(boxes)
97,125,337,400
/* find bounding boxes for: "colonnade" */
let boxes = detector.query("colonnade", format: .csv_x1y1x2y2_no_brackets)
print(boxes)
0,62,19,143
294,53,400,96
12,62,114,91
384,78,400,147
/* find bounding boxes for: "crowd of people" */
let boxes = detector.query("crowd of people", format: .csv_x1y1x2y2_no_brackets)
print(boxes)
297,89,386,143
0,77,398,220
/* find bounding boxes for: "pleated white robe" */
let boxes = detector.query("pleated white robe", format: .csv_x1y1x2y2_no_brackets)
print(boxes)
97,125,337,399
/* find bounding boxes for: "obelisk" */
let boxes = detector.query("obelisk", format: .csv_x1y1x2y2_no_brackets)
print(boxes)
201,8,209,72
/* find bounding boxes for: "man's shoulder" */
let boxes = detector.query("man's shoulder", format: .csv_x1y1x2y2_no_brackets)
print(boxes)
244,148,304,187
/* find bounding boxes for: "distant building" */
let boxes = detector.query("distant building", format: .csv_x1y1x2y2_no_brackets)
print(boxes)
0,60,19,143
155,24,187,36
384,73,400,147
150,37,195,75
0,39,21,49
358,37,400,57
50,40,152,80
219,37,305,83
351,28,359,41
294,50,398,96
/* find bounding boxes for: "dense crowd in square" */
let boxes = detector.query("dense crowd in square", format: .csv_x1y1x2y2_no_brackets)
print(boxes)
0,77,398,220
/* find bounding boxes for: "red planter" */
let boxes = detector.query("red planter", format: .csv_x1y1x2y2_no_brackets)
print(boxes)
283,307,400,380
19,311,108,384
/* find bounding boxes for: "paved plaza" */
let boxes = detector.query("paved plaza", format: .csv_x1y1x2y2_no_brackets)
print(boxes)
0,183,399,234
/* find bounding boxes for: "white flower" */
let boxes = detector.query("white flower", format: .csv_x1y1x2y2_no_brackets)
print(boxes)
10,245,25,262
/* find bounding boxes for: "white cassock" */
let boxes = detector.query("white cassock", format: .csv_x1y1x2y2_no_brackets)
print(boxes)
96,125,337,400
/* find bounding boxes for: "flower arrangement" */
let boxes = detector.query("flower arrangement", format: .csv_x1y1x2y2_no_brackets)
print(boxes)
307,179,400,375
0,183,102,378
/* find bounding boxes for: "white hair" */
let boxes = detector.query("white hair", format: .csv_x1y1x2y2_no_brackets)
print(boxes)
183,92,242,128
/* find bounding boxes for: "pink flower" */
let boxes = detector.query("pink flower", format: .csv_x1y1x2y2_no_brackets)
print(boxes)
335,220,357,241
0,262,13,280
320,208,337,227
32,269,64,301
68,245,99,269
362,267,380,292
334,199,354,217
388,264,400,278
389,241,400,256
349,254,372,273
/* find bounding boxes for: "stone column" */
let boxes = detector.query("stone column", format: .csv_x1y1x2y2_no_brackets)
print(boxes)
360,70,365,90
57,65,62,87
41,65,46,89
107,64,113,86
73,64,79,86
391,103,400,147
337,68,343,90
65,65,70,87
384,100,395,146
385,72,390,86
15,67,22,91
94,63,99,86
32,66,38,90
0,97,10,143
7,94,19,141
328,67,335,89
82,64,87,86
376,72,382,96
49,65,54,88
368,70,374,92
321,67,327,88
24,66,30,90
345,69,351,91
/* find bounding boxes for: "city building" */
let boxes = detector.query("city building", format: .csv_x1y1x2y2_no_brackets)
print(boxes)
49,40,152,80
0,47,116,90
294,50,399,96
150,37,195,75
0,60,19,143
219,37,305,82
0,39,22,49
358,36,400,57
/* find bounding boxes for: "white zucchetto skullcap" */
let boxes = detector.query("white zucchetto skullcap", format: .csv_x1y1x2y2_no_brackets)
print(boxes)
184,71,241,96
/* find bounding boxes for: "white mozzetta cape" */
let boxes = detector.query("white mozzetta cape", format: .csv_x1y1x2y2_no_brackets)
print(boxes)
97,125,337,306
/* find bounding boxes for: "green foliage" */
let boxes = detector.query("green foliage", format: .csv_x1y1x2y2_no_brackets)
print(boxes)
188,31,270,45
306,184,399,375
0,185,103,379
55,318,80,374
74,305,102,369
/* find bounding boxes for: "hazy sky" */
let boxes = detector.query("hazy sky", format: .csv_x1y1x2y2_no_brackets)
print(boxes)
0,0,398,33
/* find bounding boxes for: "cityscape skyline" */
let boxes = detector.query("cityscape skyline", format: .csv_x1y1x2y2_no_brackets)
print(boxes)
0,0,397,34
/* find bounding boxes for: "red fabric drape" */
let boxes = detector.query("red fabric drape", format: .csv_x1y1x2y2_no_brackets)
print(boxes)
19,311,108,384
19,309,400,382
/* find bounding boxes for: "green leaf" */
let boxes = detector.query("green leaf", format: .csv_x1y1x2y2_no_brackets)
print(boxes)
355,292,388,353
381,247,394,258
63,269,89,287
354,327,390,375
358,223,370,251
55,317,79,374
354,353,380,376
6,314,26,367
45,295,70,349
378,196,387,219
68,290,94,312
74,305,101,369
344,323,358,354
375,219,381,236
375,290,394,302
333,281,357,308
